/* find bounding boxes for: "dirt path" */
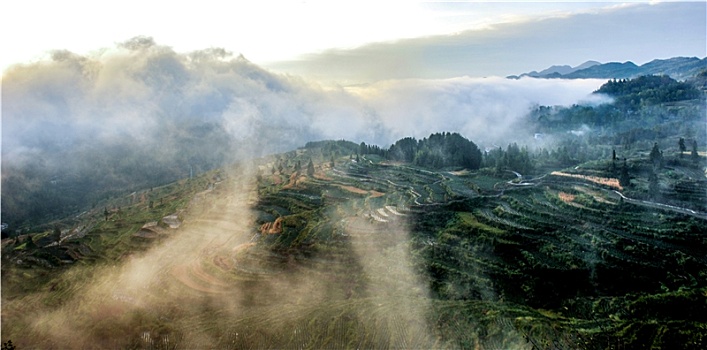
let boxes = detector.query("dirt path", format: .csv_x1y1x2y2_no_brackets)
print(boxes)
516,171,707,220
610,190,707,220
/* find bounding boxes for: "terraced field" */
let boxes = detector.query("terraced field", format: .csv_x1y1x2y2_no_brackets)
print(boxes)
2,149,706,348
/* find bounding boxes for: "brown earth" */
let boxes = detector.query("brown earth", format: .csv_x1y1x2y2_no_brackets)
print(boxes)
260,217,283,235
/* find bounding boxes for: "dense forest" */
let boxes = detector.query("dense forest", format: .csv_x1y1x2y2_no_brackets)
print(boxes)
353,132,483,170
595,75,700,108
533,74,704,132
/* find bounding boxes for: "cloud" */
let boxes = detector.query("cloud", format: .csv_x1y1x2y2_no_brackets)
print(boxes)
265,2,706,83
1,37,608,163
3,43,604,164
1,37,610,347
350,76,606,147
2,37,606,225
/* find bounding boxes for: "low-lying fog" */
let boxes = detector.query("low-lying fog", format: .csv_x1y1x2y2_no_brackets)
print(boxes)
2,38,610,227
2,37,607,167
0,38,617,348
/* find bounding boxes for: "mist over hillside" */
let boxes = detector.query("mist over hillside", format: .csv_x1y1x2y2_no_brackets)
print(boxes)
2,34,707,349
2,38,606,228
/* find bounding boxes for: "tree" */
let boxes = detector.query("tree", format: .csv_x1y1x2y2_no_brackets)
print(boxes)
307,159,315,177
678,138,686,158
495,156,505,176
104,207,109,221
330,155,335,168
691,140,699,163
595,75,700,109
649,142,662,169
52,226,62,242
389,137,417,163
619,158,631,188
612,149,617,161
399,133,482,169
26,235,37,249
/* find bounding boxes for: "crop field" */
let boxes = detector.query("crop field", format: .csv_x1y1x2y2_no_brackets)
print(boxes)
2,146,706,349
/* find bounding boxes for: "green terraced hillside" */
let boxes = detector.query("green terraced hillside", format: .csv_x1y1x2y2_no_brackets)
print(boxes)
2,140,706,349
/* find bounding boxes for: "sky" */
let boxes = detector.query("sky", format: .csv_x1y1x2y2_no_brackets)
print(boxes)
2,2,705,347
1,0,705,164
1,0,704,167
2,1,705,82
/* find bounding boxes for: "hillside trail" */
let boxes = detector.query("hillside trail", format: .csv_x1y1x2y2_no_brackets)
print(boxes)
502,169,707,220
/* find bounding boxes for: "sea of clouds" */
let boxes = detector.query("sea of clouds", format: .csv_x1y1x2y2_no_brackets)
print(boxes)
2,37,608,167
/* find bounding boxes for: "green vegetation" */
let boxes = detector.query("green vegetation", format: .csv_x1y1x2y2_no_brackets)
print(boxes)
533,75,704,134
2,73,706,348
388,132,483,169
349,132,483,170
596,75,700,109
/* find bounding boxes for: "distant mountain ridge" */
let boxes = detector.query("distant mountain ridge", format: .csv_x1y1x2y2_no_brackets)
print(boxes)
514,61,601,78
508,57,707,80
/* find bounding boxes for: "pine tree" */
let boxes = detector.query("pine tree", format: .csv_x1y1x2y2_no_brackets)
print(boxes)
619,158,631,188
649,142,662,169
359,142,367,156
307,159,315,176
26,235,37,249
678,138,686,158
691,140,699,163
53,226,62,242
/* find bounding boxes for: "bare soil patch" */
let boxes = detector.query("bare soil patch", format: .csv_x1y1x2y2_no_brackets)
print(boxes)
338,185,368,195
551,171,622,190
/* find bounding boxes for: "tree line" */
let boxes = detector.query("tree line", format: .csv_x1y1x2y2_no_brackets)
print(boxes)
356,132,483,170
595,75,700,108
533,74,703,130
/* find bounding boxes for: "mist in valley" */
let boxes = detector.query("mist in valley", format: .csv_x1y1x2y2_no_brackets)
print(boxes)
1,37,605,228
6,36,703,349
2,1,706,347
1,158,444,348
